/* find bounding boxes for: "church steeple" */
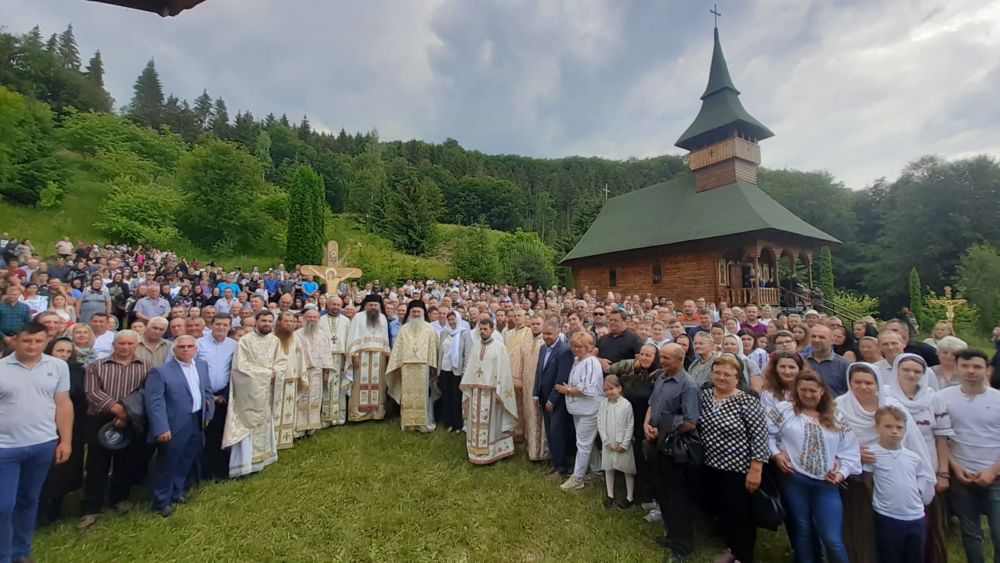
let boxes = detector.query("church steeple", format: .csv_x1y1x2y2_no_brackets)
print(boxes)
676,26,774,192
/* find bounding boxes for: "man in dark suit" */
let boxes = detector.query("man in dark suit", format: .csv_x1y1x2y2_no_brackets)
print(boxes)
532,320,574,477
143,335,214,517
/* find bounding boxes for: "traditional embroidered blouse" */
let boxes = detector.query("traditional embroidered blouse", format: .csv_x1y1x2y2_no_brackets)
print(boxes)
766,401,862,481
698,389,770,473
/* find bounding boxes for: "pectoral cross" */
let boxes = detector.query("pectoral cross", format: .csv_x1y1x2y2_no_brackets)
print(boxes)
300,240,363,296
710,4,721,27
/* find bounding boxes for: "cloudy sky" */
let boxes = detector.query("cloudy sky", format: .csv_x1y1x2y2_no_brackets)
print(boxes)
6,0,1000,188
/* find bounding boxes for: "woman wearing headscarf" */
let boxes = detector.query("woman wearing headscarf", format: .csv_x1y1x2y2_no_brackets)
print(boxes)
437,310,472,433
834,362,932,563
721,333,762,392
887,353,953,563
36,338,87,524
606,343,660,504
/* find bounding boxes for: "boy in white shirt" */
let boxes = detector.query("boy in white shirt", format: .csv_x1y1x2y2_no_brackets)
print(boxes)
870,405,936,563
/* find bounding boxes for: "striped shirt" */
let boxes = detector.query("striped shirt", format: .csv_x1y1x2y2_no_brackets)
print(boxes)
84,356,149,415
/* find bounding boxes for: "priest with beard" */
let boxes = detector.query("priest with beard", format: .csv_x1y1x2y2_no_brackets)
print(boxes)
271,311,307,449
294,308,330,436
345,294,391,422
320,295,350,427
385,300,440,432
460,315,518,465
505,308,533,441
519,314,549,461
222,311,280,477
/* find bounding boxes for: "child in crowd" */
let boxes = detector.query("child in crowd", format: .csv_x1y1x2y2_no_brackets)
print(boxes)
870,406,935,563
597,374,636,509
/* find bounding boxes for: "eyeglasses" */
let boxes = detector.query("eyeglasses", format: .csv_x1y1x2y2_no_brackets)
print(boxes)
594,312,606,316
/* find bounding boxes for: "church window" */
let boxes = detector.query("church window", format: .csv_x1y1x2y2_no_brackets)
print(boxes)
718,260,729,285
652,262,662,285
609,269,618,288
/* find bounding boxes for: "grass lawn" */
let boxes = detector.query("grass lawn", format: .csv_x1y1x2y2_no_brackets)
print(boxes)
32,422,795,562
31,421,981,562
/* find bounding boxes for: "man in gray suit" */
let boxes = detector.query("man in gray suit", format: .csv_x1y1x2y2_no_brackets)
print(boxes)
533,320,573,476
144,335,214,517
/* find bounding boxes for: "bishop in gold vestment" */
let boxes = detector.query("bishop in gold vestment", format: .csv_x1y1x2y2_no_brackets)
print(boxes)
385,301,440,432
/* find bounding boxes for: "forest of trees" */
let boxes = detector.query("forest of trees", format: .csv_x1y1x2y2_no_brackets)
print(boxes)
3,24,1000,321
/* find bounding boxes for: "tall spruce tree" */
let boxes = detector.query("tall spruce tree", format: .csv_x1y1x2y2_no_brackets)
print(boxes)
210,97,230,138
908,267,924,330
192,89,213,131
84,51,105,87
128,59,164,128
285,165,325,266
57,24,81,70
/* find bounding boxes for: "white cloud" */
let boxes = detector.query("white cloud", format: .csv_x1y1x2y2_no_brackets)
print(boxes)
4,0,999,189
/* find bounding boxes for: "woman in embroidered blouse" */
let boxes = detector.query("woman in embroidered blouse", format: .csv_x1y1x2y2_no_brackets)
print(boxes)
888,353,953,563
760,351,803,413
557,331,605,491
768,371,860,563
834,362,929,563
699,354,769,563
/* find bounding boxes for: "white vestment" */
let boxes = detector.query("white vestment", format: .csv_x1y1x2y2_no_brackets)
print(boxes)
385,320,440,432
345,312,391,421
222,331,280,477
460,338,518,465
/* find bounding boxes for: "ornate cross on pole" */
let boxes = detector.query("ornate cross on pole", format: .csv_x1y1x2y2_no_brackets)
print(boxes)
299,240,363,296
710,4,722,27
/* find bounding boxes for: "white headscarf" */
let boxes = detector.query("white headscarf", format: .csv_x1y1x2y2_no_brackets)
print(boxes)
835,361,932,472
888,353,935,413
440,312,468,370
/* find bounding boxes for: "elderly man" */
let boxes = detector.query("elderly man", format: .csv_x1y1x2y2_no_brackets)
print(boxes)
222,311,280,477
132,284,170,323
135,317,172,368
345,294,391,422
144,336,213,518
294,309,332,435
79,330,150,530
804,324,851,396
0,285,32,348
519,314,548,461
271,312,306,449
197,314,237,482
460,316,517,465
319,296,350,427
0,322,72,562
534,320,573,475
504,308,533,441
385,301,440,432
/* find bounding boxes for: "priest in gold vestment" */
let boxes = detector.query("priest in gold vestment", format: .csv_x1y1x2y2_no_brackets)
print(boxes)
222,311,280,477
460,316,518,465
272,311,307,449
519,314,548,461
385,301,440,432
345,294,390,422
504,308,532,441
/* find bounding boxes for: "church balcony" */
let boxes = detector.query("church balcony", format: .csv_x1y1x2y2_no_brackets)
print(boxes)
727,287,779,307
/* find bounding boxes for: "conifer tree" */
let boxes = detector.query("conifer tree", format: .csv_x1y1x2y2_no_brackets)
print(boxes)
210,97,230,138
84,51,105,87
57,24,81,70
285,165,325,266
193,89,213,131
128,59,164,128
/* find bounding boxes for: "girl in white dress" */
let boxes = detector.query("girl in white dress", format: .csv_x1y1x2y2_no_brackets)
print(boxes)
597,374,636,509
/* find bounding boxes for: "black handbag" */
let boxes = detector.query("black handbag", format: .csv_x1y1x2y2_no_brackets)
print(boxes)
753,466,786,530
661,431,704,467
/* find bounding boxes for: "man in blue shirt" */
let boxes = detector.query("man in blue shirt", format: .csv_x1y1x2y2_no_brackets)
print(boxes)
197,314,238,481
0,286,32,348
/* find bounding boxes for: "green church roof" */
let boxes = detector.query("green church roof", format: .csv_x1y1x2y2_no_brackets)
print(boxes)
559,175,839,264
675,28,774,151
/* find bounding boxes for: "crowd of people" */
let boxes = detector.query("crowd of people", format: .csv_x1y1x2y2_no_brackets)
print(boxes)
2,235,1000,563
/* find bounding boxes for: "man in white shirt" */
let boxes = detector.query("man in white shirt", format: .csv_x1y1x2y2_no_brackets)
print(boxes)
197,315,238,481
0,322,72,562
940,349,1000,563
89,313,116,359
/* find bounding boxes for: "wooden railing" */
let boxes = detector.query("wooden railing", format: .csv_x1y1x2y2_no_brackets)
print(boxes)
727,287,779,306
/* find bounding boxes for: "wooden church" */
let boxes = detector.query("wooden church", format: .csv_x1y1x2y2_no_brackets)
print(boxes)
561,26,839,306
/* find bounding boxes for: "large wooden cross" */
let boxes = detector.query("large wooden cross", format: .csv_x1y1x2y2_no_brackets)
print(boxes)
299,240,363,295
